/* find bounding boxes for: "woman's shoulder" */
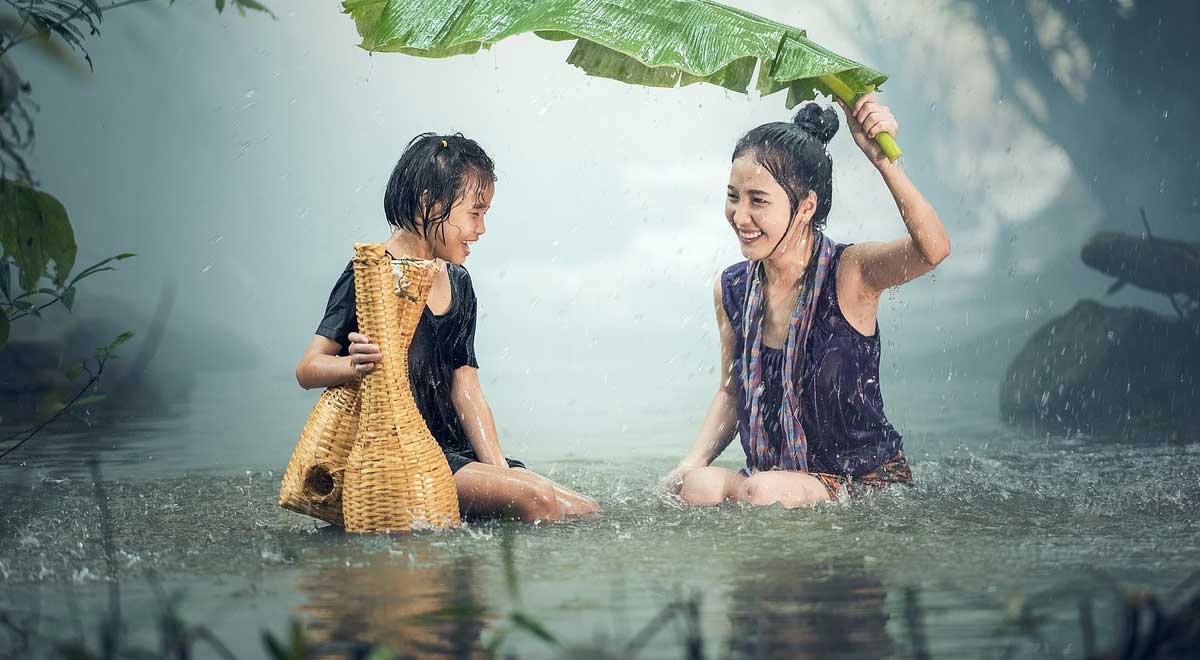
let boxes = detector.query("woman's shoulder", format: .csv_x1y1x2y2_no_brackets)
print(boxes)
720,260,750,289
719,260,750,319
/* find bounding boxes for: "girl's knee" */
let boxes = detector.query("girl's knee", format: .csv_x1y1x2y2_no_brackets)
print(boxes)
680,468,734,506
737,474,825,508
736,476,777,506
516,481,560,523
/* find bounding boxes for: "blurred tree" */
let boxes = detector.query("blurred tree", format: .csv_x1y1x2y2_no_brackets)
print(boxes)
957,0,1199,233
0,0,270,451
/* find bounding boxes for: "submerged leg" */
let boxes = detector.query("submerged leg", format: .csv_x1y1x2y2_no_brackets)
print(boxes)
736,471,831,508
454,462,562,523
679,466,745,507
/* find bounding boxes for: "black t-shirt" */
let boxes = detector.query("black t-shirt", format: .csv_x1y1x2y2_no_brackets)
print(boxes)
315,260,479,455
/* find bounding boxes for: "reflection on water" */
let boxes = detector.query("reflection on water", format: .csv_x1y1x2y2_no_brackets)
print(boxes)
725,558,893,660
1,377,1197,658
296,548,487,659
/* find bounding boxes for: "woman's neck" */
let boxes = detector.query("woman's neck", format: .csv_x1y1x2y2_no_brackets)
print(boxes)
762,228,814,288
384,229,434,260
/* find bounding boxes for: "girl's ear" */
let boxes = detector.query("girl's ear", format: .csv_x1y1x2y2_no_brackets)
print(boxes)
795,190,818,226
413,190,430,232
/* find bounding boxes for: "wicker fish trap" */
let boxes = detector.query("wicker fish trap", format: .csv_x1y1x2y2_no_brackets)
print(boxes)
278,379,361,527
342,244,461,532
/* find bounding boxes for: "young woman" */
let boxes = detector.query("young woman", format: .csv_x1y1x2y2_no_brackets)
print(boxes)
662,95,950,508
296,133,600,523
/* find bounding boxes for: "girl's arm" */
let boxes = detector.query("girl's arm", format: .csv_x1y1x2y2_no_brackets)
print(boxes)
451,366,508,467
662,279,741,492
295,332,380,390
838,94,951,296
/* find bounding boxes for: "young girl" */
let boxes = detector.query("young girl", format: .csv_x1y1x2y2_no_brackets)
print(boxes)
296,133,600,523
663,95,950,508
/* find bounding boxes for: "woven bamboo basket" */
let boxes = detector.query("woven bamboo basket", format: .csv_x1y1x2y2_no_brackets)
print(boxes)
342,244,461,532
278,379,360,527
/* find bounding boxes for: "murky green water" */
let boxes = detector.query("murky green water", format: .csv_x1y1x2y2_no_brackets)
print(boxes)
2,375,1197,658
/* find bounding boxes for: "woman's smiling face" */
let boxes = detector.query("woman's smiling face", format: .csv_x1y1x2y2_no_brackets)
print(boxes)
725,154,813,261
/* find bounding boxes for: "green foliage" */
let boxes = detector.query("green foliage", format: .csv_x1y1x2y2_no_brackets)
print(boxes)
0,178,75,290
263,620,309,660
3,0,105,69
341,0,888,108
0,248,134,350
215,0,275,18
0,328,133,459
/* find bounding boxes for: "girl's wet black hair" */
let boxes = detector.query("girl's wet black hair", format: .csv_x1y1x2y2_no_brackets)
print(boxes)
384,132,496,241
732,103,838,243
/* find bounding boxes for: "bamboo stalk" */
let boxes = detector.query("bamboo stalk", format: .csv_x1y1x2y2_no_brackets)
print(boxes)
819,73,902,161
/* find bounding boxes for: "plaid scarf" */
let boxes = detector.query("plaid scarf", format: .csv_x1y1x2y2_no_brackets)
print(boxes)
741,233,835,473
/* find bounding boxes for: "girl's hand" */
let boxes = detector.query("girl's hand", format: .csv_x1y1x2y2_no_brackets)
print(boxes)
660,463,700,495
836,93,899,167
347,332,381,377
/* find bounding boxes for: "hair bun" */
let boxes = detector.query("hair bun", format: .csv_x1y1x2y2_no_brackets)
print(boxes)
792,103,839,145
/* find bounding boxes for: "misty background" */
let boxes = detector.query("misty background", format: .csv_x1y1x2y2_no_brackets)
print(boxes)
10,0,1197,477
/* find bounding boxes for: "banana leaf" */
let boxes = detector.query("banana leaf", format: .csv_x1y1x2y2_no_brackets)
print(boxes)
342,0,901,160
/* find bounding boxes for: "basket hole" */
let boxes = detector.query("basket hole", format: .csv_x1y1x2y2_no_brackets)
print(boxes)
303,466,336,499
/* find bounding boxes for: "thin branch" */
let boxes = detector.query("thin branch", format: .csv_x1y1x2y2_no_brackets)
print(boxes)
0,351,106,461
4,291,63,320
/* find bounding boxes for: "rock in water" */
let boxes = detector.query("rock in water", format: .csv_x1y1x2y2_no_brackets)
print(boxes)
1000,299,1200,436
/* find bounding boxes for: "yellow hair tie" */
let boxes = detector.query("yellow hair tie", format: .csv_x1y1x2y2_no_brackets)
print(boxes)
440,139,448,148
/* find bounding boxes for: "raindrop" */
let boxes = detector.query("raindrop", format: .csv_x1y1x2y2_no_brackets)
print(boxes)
202,262,213,273
211,234,223,244
243,89,257,99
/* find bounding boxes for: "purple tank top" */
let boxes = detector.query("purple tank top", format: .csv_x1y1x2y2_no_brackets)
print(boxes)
721,243,903,477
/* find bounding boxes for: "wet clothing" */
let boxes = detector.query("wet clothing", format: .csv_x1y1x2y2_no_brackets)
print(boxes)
738,235,837,473
721,242,909,486
810,453,913,501
315,260,523,474
444,451,526,474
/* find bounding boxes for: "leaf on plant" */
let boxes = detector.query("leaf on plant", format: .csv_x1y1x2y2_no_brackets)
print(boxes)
61,286,75,311
341,0,887,106
0,308,8,350
0,258,10,299
0,180,77,291
109,330,135,350
233,0,276,18
68,252,135,287
39,388,66,415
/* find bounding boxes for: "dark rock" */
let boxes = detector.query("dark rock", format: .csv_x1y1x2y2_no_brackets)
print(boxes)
1000,299,1200,436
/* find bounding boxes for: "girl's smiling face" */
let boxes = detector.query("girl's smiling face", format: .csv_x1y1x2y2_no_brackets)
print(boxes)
725,154,814,261
431,181,493,265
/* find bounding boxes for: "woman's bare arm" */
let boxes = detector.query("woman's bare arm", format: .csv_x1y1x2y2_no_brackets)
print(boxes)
662,279,740,491
837,94,950,297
